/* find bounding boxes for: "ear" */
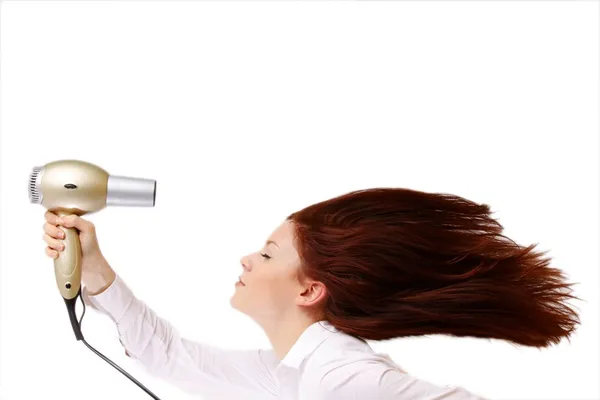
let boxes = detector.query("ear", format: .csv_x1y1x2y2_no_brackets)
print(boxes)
296,280,327,308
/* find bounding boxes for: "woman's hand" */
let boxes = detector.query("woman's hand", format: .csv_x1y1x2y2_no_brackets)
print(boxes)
43,211,116,295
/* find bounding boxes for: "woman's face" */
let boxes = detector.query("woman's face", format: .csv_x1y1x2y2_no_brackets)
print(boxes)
230,219,310,320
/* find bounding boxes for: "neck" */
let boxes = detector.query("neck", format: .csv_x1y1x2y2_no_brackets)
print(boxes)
259,311,319,361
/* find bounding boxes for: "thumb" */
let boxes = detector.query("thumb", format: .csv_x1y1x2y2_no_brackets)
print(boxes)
58,214,95,234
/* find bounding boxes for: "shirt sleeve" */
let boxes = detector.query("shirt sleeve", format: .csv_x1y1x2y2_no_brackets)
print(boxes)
302,354,488,400
81,274,277,398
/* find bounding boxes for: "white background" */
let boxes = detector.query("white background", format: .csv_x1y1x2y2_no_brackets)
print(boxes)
1,1,598,399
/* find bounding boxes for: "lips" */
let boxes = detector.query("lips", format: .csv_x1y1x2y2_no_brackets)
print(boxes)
238,276,246,286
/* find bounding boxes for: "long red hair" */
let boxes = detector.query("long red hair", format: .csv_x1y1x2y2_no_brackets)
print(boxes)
287,187,581,347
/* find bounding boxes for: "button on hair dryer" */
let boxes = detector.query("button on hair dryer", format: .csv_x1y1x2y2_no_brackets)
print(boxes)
28,159,161,399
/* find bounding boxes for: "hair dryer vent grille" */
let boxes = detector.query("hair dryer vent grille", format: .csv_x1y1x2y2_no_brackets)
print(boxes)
29,166,42,204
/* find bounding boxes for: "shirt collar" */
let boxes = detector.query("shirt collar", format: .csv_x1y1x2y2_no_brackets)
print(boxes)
276,320,339,371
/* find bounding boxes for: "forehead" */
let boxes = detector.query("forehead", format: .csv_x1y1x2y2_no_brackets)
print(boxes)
267,220,302,270
268,220,295,247
267,219,300,258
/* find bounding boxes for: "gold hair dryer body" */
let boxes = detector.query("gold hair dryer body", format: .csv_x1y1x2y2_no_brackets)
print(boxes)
28,159,156,339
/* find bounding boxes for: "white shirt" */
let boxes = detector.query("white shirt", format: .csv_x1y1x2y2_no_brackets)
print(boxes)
82,274,488,400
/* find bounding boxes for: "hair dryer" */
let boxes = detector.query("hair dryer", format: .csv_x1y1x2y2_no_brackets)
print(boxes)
28,159,161,399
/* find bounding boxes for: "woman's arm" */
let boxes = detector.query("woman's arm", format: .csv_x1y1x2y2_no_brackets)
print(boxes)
82,274,278,398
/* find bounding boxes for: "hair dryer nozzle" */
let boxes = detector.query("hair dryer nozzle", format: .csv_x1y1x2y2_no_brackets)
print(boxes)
107,175,156,207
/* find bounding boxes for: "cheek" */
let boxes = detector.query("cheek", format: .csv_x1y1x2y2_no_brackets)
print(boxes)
254,269,299,304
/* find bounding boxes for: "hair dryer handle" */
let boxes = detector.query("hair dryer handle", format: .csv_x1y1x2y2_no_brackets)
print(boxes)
54,216,82,300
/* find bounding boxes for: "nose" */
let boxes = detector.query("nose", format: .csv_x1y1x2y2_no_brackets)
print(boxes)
240,255,251,272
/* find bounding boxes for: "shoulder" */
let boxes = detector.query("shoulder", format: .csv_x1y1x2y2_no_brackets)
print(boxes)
299,334,487,400
298,332,392,398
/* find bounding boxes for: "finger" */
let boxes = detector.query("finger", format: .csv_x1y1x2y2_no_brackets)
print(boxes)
44,210,60,225
45,246,59,259
43,233,64,251
44,222,65,239
58,214,95,233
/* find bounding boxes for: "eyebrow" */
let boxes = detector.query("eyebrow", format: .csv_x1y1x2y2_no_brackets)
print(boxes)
266,240,279,249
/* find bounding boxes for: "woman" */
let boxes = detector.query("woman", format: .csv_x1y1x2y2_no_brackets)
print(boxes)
42,187,580,399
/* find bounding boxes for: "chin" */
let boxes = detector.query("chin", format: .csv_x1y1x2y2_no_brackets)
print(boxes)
229,293,242,311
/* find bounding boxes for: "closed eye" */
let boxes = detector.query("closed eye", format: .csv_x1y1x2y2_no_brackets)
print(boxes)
260,253,271,259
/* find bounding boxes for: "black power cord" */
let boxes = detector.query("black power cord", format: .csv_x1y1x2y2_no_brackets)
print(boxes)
64,288,162,400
